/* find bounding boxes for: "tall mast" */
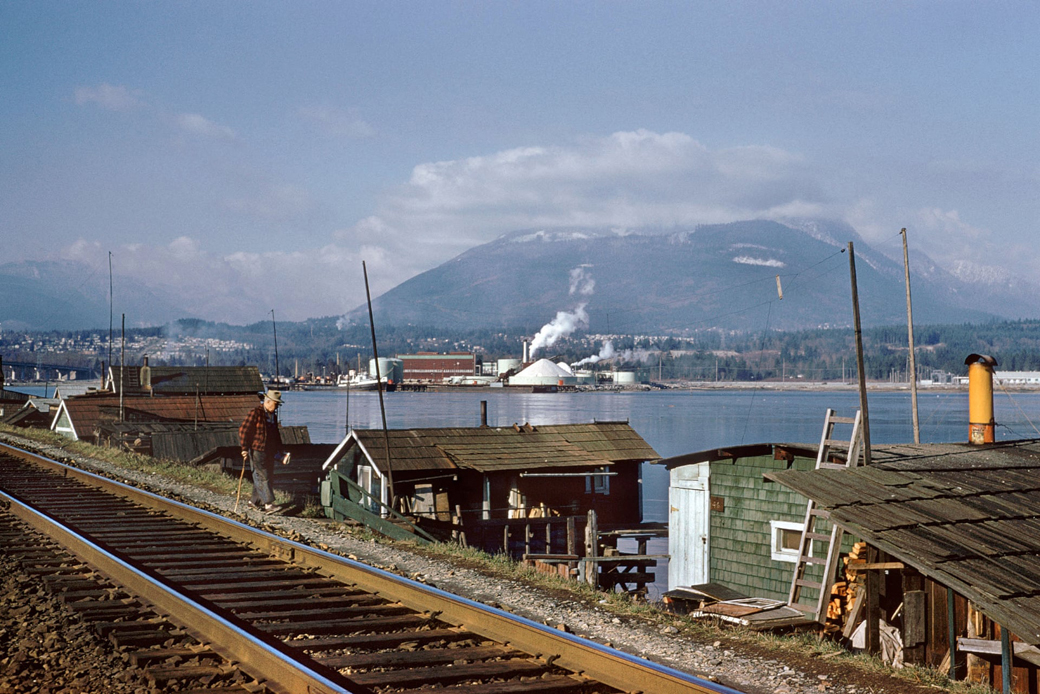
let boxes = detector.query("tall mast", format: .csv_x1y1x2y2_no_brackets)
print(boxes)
901,229,921,443
848,242,872,466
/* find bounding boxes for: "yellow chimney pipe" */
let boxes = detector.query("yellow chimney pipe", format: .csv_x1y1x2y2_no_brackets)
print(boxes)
965,354,997,444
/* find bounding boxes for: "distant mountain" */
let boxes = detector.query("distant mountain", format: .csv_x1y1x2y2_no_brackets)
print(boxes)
0,261,191,331
346,220,1040,333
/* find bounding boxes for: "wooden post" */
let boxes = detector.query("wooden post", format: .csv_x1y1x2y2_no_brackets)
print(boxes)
948,586,959,679
566,517,576,556
524,523,531,556
967,602,987,684
1000,624,1012,694
584,509,598,586
848,242,872,465
503,525,510,556
901,229,921,443
545,521,552,554
865,545,881,656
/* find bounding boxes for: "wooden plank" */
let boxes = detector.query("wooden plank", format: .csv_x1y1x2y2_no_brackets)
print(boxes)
904,590,927,649
958,638,1040,668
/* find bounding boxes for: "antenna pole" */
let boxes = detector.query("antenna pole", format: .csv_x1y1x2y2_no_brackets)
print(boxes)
270,309,279,385
108,251,113,382
363,261,395,508
848,242,872,465
901,229,921,444
119,313,125,423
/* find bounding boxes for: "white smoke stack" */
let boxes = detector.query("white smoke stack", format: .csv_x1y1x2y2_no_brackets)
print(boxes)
523,340,529,364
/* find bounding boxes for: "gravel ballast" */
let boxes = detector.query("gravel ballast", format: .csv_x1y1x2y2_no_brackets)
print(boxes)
0,431,948,694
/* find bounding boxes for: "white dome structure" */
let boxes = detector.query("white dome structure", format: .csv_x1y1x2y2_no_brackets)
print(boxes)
509,358,578,387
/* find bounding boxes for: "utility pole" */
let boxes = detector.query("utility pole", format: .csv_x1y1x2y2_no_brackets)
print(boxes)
848,242,872,465
901,229,921,444
270,310,279,384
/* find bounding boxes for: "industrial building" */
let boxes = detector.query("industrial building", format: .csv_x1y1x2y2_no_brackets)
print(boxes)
396,352,479,383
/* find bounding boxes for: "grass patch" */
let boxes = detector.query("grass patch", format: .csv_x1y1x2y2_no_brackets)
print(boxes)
0,423,243,496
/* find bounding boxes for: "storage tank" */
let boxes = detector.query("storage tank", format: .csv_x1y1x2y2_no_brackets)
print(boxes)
573,369,596,385
613,371,637,385
369,358,404,384
497,358,522,376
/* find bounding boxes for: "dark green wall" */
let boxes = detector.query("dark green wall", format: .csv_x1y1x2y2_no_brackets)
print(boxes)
709,454,820,601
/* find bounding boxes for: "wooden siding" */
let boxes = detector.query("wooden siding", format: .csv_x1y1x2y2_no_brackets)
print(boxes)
708,453,818,601
768,439,1040,646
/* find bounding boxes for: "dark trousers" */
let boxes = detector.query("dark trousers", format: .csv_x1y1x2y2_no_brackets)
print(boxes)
248,449,275,506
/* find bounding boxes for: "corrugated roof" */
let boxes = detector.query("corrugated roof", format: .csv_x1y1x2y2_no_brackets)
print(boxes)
351,421,658,473
766,438,1040,645
108,366,264,395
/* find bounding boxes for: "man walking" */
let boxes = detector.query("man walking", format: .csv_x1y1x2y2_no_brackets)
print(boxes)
239,389,284,512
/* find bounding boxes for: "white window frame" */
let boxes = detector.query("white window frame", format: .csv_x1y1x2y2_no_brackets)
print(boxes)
770,520,806,563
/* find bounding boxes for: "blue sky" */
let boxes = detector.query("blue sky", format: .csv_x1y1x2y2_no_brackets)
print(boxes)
1,2,1037,322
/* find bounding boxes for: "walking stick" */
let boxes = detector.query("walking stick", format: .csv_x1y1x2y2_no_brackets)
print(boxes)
233,454,248,513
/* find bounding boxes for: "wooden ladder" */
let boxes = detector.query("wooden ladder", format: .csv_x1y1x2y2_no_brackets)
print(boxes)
787,408,864,622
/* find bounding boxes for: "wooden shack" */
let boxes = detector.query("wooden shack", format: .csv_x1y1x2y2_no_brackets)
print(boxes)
769,439,1040,691
321,422,659,559
658,443,828,606
51,392,259,444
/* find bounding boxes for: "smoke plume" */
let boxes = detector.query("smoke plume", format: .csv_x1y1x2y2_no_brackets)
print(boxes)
530,304,589,356
572,339,616,367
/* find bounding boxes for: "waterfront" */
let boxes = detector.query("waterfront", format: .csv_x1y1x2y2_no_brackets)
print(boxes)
276,387,1040,519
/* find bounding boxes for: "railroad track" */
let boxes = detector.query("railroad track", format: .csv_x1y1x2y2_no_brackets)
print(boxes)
0,441,740,694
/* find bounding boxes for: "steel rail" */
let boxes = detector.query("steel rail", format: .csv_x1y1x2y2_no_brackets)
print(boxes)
0,440,742,694
0,485,356,694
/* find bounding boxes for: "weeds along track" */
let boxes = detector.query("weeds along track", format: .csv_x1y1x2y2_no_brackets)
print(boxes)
0,442,740,694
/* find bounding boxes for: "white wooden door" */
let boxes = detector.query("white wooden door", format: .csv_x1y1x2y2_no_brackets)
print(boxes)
668,462,710,590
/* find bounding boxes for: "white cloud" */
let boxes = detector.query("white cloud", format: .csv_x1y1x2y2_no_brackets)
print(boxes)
299,106,375,138
74,83,144,111
355,129,829,268
176,113,236,140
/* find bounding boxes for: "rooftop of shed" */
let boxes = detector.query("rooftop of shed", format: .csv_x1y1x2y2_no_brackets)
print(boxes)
55,392,259,440
107,366,264,396
766,438,1040,645
350,421,659,474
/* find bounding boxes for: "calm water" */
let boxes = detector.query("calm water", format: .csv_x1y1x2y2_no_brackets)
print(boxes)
277,387,1040,523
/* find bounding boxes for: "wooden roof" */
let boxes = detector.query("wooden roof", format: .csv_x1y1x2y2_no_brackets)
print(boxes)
54,392,259,441
351,422,659,474
766,439,1040,645
108,366,264,396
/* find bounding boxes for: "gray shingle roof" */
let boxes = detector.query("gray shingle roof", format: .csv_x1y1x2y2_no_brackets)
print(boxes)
767,439,1040,645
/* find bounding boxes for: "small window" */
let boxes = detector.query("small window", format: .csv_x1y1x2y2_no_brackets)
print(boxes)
770,520,806,563
585,467,610,495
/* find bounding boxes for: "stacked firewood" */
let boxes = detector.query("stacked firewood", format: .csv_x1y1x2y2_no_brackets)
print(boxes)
827,541,868,623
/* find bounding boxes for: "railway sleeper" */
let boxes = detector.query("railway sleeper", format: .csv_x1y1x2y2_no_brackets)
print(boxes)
392,673,605,694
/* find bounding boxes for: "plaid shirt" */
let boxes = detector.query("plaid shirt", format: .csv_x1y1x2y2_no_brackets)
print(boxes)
239,404,281,453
